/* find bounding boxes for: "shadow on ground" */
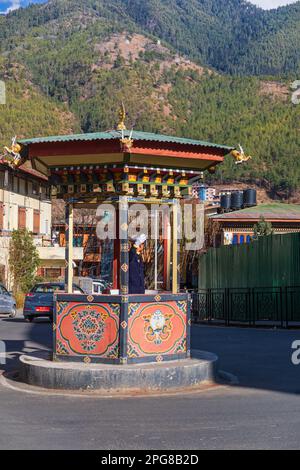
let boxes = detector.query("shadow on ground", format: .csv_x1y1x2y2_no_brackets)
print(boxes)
0,315,52,374
1,314,300,395
192,324,300,395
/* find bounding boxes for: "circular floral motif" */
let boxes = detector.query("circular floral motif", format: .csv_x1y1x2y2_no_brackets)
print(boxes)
73,310,105,352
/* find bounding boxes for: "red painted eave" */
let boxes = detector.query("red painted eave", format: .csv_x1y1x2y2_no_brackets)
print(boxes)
0,161,48,182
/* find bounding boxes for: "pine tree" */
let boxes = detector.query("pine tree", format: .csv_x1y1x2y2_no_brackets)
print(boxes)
253,216,274,239
9,229,40,295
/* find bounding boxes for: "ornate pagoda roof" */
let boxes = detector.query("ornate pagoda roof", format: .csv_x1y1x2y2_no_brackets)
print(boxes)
18,128,234,176
19,130,233,152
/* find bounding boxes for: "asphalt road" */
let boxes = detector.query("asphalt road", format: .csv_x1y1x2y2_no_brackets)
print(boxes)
0,312,300,450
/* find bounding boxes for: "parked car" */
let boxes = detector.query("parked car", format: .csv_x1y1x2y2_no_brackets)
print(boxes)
76,277,111,295
0,284,17,318
92,280,111,295
23,282,84,322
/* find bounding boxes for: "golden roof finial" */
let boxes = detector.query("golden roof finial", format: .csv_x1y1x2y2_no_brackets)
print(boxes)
117,102,127,131
0,136,23,169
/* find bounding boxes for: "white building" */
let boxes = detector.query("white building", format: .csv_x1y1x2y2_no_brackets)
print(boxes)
0,162,87,286
0,161,52,286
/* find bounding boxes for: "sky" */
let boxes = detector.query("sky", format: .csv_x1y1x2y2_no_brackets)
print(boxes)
0,0,299,14
0,1,45,14
249,0,298,7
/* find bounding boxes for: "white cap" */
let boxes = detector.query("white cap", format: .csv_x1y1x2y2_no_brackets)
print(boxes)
134,233,147,247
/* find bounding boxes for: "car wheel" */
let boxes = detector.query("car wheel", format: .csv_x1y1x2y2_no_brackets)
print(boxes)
26,317,34,323
9,306,17,318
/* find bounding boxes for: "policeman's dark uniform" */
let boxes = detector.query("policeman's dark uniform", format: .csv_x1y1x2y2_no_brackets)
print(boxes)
129,246,145,294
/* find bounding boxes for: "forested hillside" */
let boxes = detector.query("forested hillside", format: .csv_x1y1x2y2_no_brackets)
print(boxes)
0,57,80,142
1,0,299,76
0,0,299,196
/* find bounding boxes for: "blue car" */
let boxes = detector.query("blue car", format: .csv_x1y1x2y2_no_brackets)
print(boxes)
0,284,17,318
23,283,84,322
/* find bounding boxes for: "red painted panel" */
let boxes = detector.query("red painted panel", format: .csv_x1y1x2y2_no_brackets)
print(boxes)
29,140,121,157
128,301,187,358
56,302,120,358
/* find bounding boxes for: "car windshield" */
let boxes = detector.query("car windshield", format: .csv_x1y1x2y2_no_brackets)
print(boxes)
32,285,64,293
32,284,84,294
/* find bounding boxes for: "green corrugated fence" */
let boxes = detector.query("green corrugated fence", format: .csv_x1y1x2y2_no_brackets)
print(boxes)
199,233,300,289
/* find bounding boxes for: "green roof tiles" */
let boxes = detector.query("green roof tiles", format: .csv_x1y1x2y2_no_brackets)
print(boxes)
214,203,300,220
19,130,233,151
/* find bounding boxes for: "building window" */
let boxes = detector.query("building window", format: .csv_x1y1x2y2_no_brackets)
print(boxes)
240,235,245,244
18,207,26,230
246,235,251,244
0,172,4,189
232,234,238,245
13,176,19,193
33,210,40,234
19,178,26,195
44,268,62,280
32,182,39,195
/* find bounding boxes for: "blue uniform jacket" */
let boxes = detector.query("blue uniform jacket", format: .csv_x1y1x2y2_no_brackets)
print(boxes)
129,247,145,295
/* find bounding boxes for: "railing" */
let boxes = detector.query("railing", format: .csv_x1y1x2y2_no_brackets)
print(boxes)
191,287,300,328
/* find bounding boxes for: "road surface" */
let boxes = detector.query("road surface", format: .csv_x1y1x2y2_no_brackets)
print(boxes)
0,313,299,450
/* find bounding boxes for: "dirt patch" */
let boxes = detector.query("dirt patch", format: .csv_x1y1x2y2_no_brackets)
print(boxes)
94,32,171,66
259,81,289,101
93,32,211,78
58,110,79,135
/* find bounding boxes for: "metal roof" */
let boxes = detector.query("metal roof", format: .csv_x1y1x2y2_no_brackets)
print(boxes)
214,203,300,221
19,130,233,151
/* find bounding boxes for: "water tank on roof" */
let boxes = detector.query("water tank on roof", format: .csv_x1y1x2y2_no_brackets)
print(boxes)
198,186,207,201
243,189,257,208
231,191,244,210
220,193,231,211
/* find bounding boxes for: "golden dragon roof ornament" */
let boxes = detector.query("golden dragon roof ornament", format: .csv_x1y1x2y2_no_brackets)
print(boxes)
0,136,23,169
117,102,127,131
231,145,252,165
117,102,134,152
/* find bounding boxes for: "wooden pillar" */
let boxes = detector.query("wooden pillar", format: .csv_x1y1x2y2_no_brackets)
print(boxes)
119,197,129,294
65,202,74,294
172,202,178,294
177,201,181,292
163,211,171,291
113,205,120,289
154,209,158,291
119,196,129,364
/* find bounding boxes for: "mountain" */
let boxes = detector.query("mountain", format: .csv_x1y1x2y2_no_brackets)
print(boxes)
0,56,80,142
0,0,299,196
1,0,299,76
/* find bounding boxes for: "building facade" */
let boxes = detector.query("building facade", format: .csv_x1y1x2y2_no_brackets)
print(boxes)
0,162,52,286
212,203,300,247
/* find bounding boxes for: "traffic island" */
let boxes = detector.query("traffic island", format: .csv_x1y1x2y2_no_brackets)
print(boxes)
19,350,219,392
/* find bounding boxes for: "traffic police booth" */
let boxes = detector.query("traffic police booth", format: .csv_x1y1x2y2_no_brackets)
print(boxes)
17,112,232,367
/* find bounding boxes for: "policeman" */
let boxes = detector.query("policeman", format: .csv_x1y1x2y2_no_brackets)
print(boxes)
129,234,147,295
